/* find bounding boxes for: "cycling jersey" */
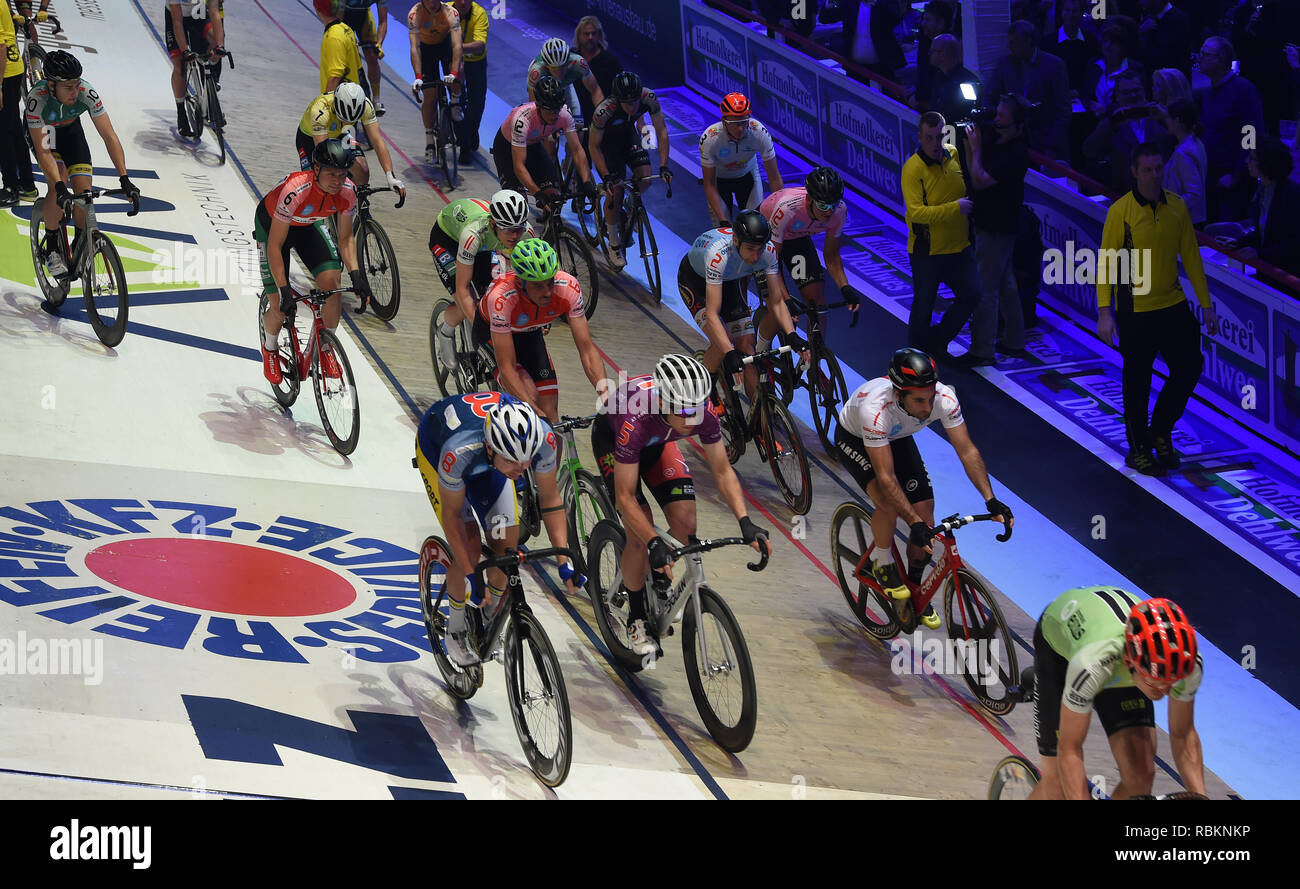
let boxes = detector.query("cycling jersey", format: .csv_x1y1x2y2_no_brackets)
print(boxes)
297,92,378,138
257,170,358,227
499,102,576,147
407,1,459,46
590,88,660,135
759,187,848,246
319,20,363,93
686,227,779,285
434,198,536,266
838,376,964,447
417,392,558,492
479,270,585,333
698,119,776,177
1,5,20,80
24,79,106,130
1041,586,1203,714
526,52,591,92
601,374,721,464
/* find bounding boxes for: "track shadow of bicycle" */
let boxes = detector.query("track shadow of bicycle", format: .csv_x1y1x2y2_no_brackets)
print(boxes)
133,109,224,168
198,386,349,464
0,290,117,356
808,607,922,705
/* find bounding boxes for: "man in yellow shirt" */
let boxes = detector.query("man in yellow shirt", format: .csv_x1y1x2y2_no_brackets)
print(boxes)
1097,142,1220,476
315,0,363,94
901,111,982,356
452,0,487,165
0,0,37,204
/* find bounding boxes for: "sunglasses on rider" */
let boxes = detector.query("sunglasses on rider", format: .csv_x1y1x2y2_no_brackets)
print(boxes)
497,223,527,235
812,199,836,212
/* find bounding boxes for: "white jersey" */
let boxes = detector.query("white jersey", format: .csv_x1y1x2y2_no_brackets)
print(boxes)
698,119,776,178
838,377,964,446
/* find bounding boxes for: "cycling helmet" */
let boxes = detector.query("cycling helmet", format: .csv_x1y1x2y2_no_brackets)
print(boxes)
540,37,570,68
333,82,367,125
511,238,559,282
612,71,642,104
887,348,939,390
312,138,355,170
720,92,750,121
806,166,845,206
653,354,712,412
484,401,545,464
533,74,565,111
732,209,770,247
489,189,530,228
1124,598,1198,682
44,50,83,82
313,0,342,19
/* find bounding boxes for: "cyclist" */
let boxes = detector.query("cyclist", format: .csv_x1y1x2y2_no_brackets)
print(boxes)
295,82,404,198
493,74,596,205
588,70,671,270
475,239,604,424
430,190,536,370
755,166,862,325
166,1,227,140
1027,591,1204,800
11,1,50,43
316,0,363,93
526,37,604,124
835,348,1013,629
592,353,771,655
677,210,807,403
415,395,584,666
26,51,141,278
255,139,372,383
699,92,782,226
407,0,464,165
341,0,387,115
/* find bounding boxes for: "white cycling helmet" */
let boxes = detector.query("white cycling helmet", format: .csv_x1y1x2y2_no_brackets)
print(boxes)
489,189,530,228
333,82,368,125
540,37,570,68
484,401,545,464
653,354,712,412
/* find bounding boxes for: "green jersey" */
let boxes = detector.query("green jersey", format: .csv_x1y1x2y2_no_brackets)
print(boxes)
436,198,535,267
1042,586,1203,714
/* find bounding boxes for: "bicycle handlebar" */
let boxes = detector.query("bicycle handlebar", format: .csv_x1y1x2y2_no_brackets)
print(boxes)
15,12,61,33
669,536,769,572
600,174,673,200
64,186,140,217
183,47,234,69
928,512,1013,543
741,344,795,366
553,413,600,433
286,286,355,308
472,546,575,590
356,183,405,209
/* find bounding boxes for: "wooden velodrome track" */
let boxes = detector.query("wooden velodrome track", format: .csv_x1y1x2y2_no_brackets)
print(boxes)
153,0,1235,799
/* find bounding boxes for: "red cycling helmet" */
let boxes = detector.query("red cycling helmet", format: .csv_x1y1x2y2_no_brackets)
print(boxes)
720,92,751,121
1124,598,1198,682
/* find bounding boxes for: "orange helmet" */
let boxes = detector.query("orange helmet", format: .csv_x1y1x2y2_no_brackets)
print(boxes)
1124,598,1198,682
720,92,751,121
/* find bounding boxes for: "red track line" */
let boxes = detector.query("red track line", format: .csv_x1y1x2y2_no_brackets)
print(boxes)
251,0,450,202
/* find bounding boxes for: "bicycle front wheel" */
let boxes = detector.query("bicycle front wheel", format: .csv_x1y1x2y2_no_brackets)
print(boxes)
29,197,70,307
439,108,458,190
585,519,642,671
312,328,361,455
515,477,540,547
22,45,47,105
762,399,812,515
829,501,899,639
206,76,226,164
504,608,573,787
989,755,1040,800
944,568,1020,715
258,293,301,407
554,227,599,320
184,61,204,138
418,535,482,699
810,343,850,455
635,207,662,304
682,586,757,753
430,299,458,396
562,468,616,584
84,232,129,347
357,218,401,320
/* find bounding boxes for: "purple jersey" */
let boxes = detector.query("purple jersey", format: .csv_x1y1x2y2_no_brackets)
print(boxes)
601,374,721,463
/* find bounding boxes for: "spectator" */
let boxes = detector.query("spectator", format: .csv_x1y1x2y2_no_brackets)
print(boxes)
1196,36,1265,221
922,35,979,125
1083,70,1173,192
987,19,1072,160
1136,0,1192,85
1043,0,1100,95
453,0,487,165
1151,67,1192,109
755,0,815,41
960,95,1032,367
1229,139,1300,276
901,111,983,355
573,16,621,129
849,0,906,83
1231,0,1300,136
1085,21,1145,116
1162,98,1208,225
908,2,956,106
1096,142,1217,476
0,1,37,205
316,0,363,94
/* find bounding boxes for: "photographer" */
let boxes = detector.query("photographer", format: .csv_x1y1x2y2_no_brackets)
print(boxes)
956,95,1031,367
923,35,979,125
1082,69,1172,192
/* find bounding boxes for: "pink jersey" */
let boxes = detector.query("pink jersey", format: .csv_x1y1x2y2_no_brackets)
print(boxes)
499,102,577,147
758,187,848,246
480,270,586,333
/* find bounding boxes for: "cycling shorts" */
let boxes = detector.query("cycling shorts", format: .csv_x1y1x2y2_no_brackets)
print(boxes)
343,7,379,46
833,425,935,504
472,314,557,397
429,222,496,299
492,131,558,193
710,168,761,224
591,419,696,509
164,6,215,58
44,122,93,178
254,205,341,292
677,256,754,340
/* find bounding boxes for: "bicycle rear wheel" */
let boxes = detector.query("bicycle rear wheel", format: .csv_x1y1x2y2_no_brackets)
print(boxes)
586,519,643,671
515,477,540,547
682,586,757,752
82,232,129,347
829,501,900,639
183,61,204,139
809,343,849,454
357,218,401,320
418,535,483,699
21,44,47,105
439,107,458,190
430,299,458,396
561,468,616,585
989,755,1040,800
504,608,573,787
206,76,226,164
761,399,812,515
635,207,662,304
715,375,746,464
258,293,301,407
554,227,598,320
944,568,1020,715
312,328,361,455
29,197,70,307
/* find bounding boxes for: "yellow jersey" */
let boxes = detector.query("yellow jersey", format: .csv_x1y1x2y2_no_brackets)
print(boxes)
298,92,379,138
320,20,363,93
1,3,21,80
459,1,488,63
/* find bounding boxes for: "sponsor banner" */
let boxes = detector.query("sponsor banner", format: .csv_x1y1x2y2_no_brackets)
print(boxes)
682,2,748,102
819,76,907,208
1271,309,1300,448
1024,179,1107,320
1196,283,1269,427
747,38,823,163
546,0,684,86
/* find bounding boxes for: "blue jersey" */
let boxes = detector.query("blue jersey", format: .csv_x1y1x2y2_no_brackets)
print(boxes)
686,227,779,285
417,392,558,491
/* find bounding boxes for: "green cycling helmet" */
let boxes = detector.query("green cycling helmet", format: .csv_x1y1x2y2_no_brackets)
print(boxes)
511,238,559,282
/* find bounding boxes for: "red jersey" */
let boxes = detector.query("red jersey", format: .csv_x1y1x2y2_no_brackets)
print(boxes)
479,270,586,333
259,170,358,226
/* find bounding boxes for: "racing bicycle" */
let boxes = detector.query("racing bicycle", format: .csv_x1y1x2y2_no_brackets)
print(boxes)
180,47,234,164
760,297,855,453
535,186,599,319
429,294,497,397
414,79,461,190
349,179,404,320
12,9,61,104
592,174,671,304
988,754,1210,800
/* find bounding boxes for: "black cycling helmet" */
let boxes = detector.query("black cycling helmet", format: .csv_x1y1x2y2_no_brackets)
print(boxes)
44,50,83,82
533,74,565,111
888,348,939,390
612,71,642,103
806,166,845,206
732,209,770,247
312,138,355,170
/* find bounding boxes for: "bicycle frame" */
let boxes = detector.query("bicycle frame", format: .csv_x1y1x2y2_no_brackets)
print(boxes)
283,287,348,378
48,189,136,279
